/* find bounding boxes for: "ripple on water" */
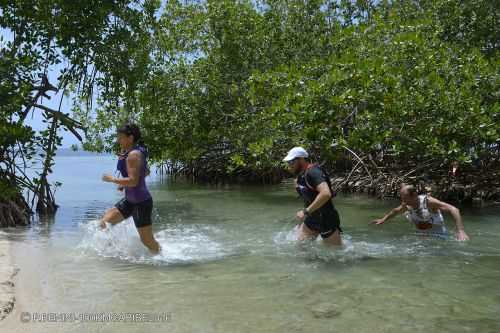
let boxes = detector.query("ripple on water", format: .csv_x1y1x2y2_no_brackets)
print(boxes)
77,218,492,267
272,227,398,263
271,226,490,264
77,218,242,266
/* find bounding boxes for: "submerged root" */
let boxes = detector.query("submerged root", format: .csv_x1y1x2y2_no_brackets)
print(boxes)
331,166,500,205
0,195,31,227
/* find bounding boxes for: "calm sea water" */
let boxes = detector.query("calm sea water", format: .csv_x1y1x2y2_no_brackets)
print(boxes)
1,155,500,332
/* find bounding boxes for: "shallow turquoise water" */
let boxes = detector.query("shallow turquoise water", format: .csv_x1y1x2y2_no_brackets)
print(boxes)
2,155,500,332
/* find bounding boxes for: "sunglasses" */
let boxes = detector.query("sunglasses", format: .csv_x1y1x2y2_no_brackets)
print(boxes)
287,158,297,166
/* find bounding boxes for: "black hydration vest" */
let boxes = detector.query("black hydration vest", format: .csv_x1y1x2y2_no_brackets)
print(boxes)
295,164,336,208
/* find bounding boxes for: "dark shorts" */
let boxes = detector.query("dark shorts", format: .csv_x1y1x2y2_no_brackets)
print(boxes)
304,208,342,239
115,197,153,228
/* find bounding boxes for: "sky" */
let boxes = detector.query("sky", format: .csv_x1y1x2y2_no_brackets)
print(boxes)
2,27,83,148
1,0,171,149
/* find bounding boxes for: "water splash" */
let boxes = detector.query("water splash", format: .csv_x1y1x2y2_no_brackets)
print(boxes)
272,226,398,262
77,218,237,265
77,218,481,267
270,225,481,263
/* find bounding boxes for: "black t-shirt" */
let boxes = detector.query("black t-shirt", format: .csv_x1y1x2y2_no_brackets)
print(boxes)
296,165,335,217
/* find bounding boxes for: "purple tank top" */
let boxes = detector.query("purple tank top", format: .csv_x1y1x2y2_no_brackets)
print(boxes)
116,146,151,203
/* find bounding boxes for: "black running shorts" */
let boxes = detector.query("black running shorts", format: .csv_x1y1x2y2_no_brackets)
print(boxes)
115,197,153,228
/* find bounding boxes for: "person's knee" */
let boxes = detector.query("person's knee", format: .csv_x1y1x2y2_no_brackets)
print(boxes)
323,229,342,246
297,223,318,241
103,208,123,224
300,223,317,236
102,208,113,219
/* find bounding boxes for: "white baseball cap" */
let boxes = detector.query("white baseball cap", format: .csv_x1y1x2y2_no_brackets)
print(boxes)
283,146,309,162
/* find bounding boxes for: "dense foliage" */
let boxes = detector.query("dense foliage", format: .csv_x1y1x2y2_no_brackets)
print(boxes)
1,0,499,225
0,0,157,224
77,0,498,182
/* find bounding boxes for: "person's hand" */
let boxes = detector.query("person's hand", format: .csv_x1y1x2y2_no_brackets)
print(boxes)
370,218,386,225
117,186,124,192
99,220,107,229
296,209,306,222
456,230,470,241
102,174,114,183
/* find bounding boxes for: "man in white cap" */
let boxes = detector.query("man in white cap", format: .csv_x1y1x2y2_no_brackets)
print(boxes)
283,147,343,246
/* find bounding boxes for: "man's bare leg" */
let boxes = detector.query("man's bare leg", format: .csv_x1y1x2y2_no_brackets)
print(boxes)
100,207,125,229
137,225,160,254
297,222,319,241
322,229,342,246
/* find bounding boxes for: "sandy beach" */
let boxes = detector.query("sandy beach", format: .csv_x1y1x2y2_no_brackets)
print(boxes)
0,235,17,322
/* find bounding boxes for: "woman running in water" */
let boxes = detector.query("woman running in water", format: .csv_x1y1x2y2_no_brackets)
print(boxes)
371,184,470,241
99,123,161,254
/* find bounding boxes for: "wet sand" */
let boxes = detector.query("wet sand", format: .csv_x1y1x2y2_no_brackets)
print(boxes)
0,236,17,322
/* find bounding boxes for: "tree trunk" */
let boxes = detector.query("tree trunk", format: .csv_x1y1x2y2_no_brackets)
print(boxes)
0,194,31,227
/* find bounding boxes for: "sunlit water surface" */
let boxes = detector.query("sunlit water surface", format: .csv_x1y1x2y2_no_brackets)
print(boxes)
2,155,500,332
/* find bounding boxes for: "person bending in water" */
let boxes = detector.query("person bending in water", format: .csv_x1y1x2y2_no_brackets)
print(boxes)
284,147,343,246
99,123,161,254
370,184,470,241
